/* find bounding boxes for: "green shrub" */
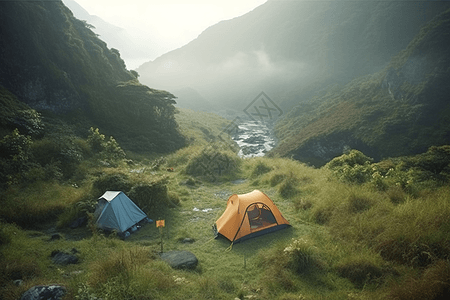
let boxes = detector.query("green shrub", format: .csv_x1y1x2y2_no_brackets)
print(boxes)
128,177,170,211
87,127,126,163
327,150,373,169
185,144,241,181
347,193,374,213
283,237,324,275
326,150,374,184
278,172,299,198
0,128,32,186
385,186,406,204
92,173,132,196
270,173,286,186
251,159,273,177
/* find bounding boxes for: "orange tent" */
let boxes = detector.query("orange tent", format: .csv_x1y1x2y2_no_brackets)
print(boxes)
214,190,290,243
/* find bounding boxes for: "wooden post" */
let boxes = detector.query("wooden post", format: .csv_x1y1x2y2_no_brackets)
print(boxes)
156,219,165,253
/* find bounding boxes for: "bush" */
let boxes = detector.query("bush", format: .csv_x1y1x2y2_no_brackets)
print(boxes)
92,173,132,196
128,177,170,210
283,237,324,275
278,172,299,198
251,159,272,177
185,144,241,181
270,173,286,186
326,150,374,184
0,128,32,186
347,193,374,213
87,127,126,163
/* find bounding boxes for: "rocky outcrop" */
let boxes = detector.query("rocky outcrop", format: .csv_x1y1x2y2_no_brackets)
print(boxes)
20,285,66,300
51,249,79,266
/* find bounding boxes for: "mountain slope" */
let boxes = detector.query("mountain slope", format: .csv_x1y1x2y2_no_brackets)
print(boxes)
0,1,184,153
271,8,450,166
137,0,450,111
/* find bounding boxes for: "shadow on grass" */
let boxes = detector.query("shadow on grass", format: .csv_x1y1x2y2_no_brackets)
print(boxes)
218,225,295,254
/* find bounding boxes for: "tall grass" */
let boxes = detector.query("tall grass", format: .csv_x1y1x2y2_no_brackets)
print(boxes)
0,181,89,228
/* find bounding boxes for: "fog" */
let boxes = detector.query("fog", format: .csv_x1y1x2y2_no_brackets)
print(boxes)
136,0,450,113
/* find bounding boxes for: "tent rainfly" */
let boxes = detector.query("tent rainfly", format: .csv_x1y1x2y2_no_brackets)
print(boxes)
95,191,148,233
213,190,290,243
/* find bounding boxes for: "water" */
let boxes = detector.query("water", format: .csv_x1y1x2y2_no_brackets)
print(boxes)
232,121,276,158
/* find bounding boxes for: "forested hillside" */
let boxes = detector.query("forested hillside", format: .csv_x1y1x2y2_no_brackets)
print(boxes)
0,1,184,153
271,7,450,166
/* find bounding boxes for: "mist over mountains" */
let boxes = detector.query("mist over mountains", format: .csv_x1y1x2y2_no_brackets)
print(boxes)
137,0,450,112
62,0,157,69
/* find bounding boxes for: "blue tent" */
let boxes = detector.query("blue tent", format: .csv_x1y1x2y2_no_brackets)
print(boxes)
95,191,148,233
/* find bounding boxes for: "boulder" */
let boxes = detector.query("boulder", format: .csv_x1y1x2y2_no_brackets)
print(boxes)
160,250,198,270
51,250,79,266
20,285,66,300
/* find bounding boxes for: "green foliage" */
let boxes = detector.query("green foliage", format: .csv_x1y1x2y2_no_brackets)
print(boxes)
184,144,241,181
128,177,172,211
251,159,273,177
87,127,126,163
278,172,300,198
0,128,32,186
283,237,324,275
0,128,32,162
87,127,105,153
326,150,373,184
0,181,88,228
92,172,132,196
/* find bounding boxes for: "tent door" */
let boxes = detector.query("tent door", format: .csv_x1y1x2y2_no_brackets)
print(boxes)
247,203,277,231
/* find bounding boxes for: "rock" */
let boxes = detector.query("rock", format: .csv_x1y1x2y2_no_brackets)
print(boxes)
181,238,195,244
51,250,79,266
13,279,23,286
20,285,66,300
160,250,198,270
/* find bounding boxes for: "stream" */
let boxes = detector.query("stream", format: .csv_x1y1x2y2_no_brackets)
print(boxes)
232,120,277,158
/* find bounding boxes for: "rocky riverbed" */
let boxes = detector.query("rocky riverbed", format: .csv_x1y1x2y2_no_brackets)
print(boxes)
232,120,277,158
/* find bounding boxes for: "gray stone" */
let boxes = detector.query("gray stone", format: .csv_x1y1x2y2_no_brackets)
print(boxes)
20,285,66,300
13,279,23,286
181,238,195,244
160,250,198,270
51,250,79,265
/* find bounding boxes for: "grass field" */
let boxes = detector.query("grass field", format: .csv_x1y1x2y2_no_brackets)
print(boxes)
1,108,449,299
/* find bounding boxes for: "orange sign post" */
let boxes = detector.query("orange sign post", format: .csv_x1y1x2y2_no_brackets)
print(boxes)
156,219,165,253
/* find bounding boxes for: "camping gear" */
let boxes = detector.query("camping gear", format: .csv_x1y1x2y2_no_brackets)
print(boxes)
94,191,148,234
213,189,290,243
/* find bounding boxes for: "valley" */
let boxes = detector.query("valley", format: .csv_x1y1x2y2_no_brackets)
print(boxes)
1,1,450,299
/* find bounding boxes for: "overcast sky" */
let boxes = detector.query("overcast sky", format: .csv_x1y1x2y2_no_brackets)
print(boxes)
72,0,267,67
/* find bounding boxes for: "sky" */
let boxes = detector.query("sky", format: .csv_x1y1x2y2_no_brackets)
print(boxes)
72,0,267,68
